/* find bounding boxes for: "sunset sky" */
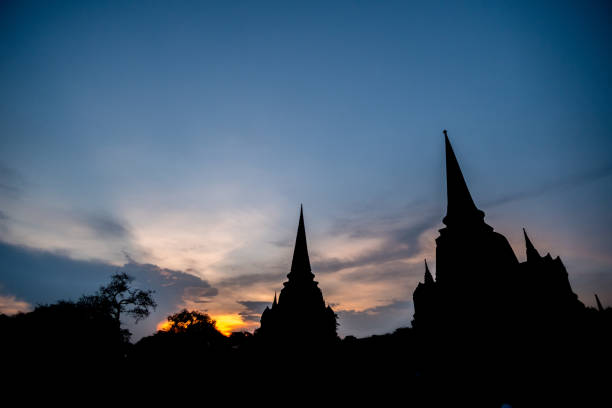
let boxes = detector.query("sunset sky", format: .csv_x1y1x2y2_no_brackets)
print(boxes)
1,1,611,339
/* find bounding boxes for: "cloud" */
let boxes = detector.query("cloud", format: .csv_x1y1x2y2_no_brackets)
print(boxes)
216,271,286,289
336,300,414,338
484,164,612,208
183,286,219,303
0,171,439,339
0,201,150,266
78,212,131,239
335,259,424,284
0,163,25,196
0,163,147,264
268,238,292,248
0,210,9,236
312,211,440,276
236,300,270,323
0,293,32,315
204,203,436,337
0,240,218,340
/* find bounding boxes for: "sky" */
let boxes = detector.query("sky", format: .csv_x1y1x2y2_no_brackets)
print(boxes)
1,1,611,339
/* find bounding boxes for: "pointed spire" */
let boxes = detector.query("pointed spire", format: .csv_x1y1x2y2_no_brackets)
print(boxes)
288,204,314,280
424,259,434,284
442,130,485,227
595,294,604,312
523,228,541,262
273,291,277,307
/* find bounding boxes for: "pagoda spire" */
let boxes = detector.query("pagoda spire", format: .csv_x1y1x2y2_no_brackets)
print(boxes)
424,259,434,284
523,228,541,262
442,130,485,227
273,291,277,307
288,204,314,280
595,294,604,312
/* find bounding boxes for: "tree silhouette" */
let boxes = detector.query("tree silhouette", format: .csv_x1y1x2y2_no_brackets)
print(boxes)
79,272,157,327
163,309,219,335
132,309,229,374
0,299,128,374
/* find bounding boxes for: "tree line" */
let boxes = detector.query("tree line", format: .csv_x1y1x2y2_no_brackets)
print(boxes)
1,272,609,406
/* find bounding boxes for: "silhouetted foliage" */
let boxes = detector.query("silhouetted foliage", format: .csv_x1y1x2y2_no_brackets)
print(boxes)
131,309,230,375
1,300,124,372
0,272,157,384
79,272,157,327
228,330,254,348
162,309,222,337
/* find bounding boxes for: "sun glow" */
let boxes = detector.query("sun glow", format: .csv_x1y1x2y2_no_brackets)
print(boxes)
157,320,173,332
213,314,247,336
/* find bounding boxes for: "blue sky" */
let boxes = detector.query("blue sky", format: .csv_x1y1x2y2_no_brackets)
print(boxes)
1,1,611,339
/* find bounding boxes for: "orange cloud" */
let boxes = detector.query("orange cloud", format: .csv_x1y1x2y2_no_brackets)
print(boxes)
0,294,32,315
156,313,251,337
213,314,249,336
156,320,173,332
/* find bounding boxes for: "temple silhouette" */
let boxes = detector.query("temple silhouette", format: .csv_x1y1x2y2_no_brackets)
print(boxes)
257,205,338,346
410,131,601,405
413,131,584,336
